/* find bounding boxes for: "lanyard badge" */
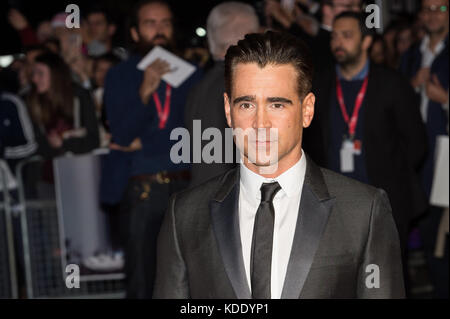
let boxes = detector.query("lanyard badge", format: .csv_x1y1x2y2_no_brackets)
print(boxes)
336,75,368,172
152,83,172,129
336,75,368,140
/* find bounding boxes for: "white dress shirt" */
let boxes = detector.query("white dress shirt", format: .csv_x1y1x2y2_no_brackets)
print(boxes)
418,35,446,122
238,152,307,299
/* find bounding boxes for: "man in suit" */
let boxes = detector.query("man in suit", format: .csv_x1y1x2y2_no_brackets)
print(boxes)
185,2,260,187
303,12,428,252
154,31,405,299
400,0,448,299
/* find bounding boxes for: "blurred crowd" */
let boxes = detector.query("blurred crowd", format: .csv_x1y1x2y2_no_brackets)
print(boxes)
0,0,448,299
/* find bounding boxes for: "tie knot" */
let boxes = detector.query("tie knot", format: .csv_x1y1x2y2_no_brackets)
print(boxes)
260,182,281,203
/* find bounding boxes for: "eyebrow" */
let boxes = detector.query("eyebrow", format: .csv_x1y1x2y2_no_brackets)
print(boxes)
233,95,256,104
267,97,293,104
233,96,293,105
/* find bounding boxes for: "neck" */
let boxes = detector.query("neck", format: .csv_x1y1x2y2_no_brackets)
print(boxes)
339,53,368,81
243,146,302,179
429,30,448,51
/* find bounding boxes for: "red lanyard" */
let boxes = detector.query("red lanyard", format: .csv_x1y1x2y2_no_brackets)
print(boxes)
152,84,172,129
336,76,368,139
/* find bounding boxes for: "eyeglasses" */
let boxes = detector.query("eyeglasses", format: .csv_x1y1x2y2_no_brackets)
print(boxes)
422,5,448,13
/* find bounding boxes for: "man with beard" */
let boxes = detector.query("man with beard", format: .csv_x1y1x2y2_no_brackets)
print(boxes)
102,0,200,298
302,12,427,270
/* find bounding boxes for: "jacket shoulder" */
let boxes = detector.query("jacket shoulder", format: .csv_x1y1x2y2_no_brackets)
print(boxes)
172,168,237,211
319,167,381,203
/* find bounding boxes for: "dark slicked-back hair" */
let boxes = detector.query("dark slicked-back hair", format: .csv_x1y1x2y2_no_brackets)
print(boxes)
224,31,314,99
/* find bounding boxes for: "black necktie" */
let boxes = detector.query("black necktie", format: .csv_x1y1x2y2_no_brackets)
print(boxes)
250,182,281,299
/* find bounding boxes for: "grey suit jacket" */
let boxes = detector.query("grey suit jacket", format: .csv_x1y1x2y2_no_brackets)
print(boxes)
153,156,405,299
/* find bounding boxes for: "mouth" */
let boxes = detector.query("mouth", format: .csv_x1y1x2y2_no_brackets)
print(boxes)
153,37,168,44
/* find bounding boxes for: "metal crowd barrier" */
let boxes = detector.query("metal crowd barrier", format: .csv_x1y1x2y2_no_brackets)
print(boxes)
11,154,125,298
0,159,18,299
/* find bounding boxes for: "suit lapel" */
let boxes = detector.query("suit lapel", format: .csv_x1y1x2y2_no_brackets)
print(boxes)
281,156,335,299
210,169,252,299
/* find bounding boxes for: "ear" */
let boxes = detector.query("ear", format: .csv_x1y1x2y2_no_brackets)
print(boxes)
224,92,232,128
362,35,373,51
301,92,315,128
108,24,117,37
130,27,139,43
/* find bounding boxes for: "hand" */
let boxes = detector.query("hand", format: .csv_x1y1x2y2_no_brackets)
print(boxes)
109,138,143,152
8,9,29,31
265,0,294,29
426,74,449,105
47,133,63,149
139,59,171,105
411,67,430,89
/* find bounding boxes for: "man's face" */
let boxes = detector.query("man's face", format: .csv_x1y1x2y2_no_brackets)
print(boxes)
332,0,361,16
87,13,113,42
224,63,315,173
131,3,174,53
331,17,365,66
422,0,449,35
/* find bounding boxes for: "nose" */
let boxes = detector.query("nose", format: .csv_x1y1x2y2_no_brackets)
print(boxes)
155,22,166,36
331,35,341,49
252,105,271,130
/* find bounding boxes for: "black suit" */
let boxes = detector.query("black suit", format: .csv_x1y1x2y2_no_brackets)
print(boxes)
154,156,405,298
303,63,428,246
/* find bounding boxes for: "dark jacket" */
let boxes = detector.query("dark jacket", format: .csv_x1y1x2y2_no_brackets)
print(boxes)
154,156,405,299
400,35,449,198
1,91,37,160
303,62,428,243
33,84,100,158
100,54,201,204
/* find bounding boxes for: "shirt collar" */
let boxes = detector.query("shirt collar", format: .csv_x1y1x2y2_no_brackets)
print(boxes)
336,60,370,81
420,35,446,55
321,24,332,32
240,150,307,200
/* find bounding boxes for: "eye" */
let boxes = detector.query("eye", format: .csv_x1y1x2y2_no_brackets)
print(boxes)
240,103,253,109
271,103,284,109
